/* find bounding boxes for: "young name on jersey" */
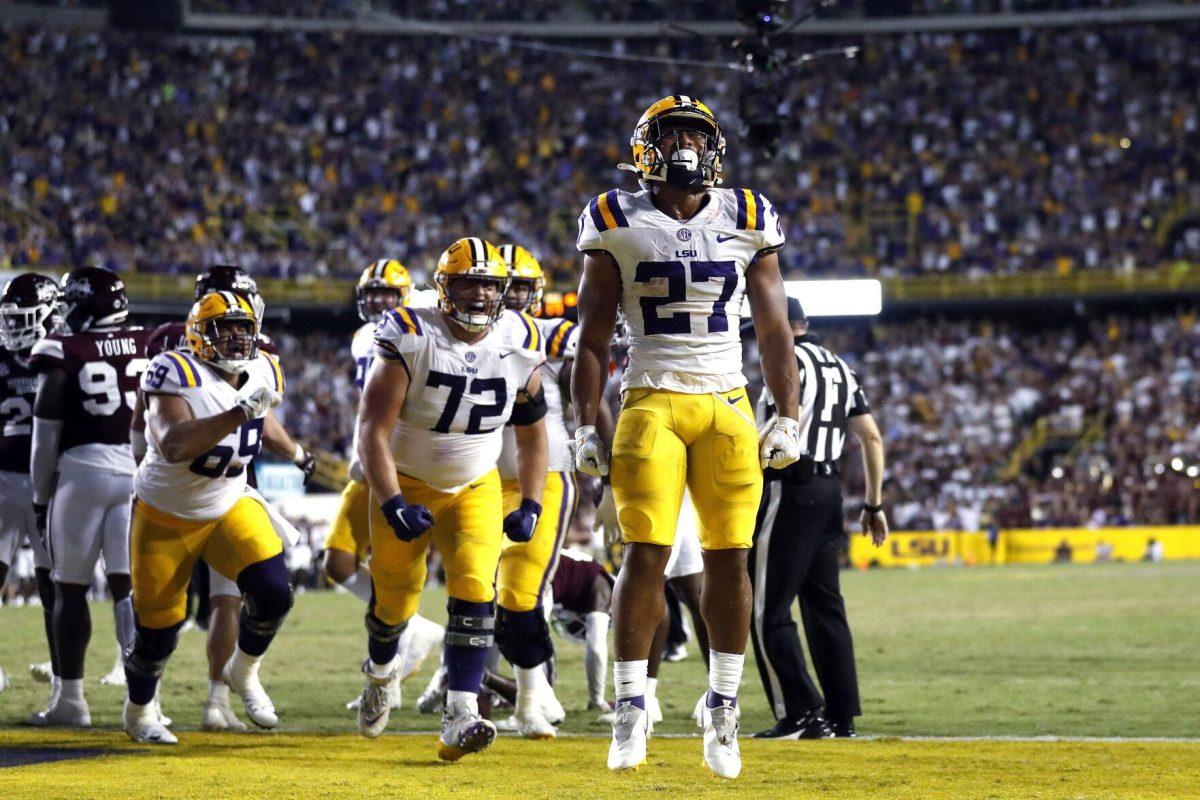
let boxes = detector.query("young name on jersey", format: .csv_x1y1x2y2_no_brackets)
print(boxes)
373,306,543,492
135,349,284,520
577,187,784,393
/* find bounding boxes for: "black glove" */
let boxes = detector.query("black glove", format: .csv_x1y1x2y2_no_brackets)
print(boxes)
294,448,317,485
503,498,542,543
381,494,434,542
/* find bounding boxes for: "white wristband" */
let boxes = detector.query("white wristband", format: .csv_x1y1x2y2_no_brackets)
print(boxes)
292,443,306,464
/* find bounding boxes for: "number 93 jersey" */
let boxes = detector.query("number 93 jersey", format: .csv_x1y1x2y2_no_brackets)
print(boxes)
577,187,784,394
373,306,543,493
134,349,284,520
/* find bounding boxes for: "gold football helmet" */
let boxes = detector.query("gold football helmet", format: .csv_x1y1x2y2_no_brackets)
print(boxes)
497,244,545,315
186,290,259,374
620,95,725,189
434,237,510,333
356,259,412,322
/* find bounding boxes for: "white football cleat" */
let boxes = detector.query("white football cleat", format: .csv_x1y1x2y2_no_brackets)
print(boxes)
701,701,742,780
29,661,53,684
437,698,497,762
347,667,402,711
646,693,663,733
0,666,8,692
607,703,649,771
514,707,557,739
124,699,178,745
202,698,248,731
222,652,277,729
154,691,173,728
357,660,394,738
693,691,740,727
415,665,446,714
494,714,519,732
399,616,445,681
30,695,91,728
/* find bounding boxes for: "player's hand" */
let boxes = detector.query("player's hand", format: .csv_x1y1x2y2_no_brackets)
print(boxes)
861,506,889,547
574,425,609,477
293,447,317,485
33,503,48,546
503,498,542,543
593,485,620,549
235,387,282,420
381,494,434,542
759,416,802,469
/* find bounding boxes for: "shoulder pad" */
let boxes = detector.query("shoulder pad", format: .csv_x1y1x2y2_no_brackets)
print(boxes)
543,318,579,359
260,351,285,393
577,189,630,251
374,307,427,360
142,350,204,394
28,336,65,365
510,311,544,353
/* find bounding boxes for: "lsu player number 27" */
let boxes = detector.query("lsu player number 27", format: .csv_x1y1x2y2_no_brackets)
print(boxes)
355,237,548,761
123,291,293,745
571,95,802,778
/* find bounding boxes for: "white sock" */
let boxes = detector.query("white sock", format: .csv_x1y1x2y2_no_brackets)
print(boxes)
228,647,262,681
515,665,549,714
584,611,609,706
113,595,135,656
368,655,398,680
446,689,478,713
645,676,659,702
613,659,647,704
341,566,374,604
708,650,744,700
208,680,230,704
49,675,61,705
60,678,84,702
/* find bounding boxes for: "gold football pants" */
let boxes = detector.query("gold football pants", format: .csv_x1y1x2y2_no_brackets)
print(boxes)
325,478,371,562
610,388,762,550
497,471,577,612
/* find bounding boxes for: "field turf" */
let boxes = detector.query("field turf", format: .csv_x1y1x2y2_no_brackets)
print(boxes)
2,561,1198,798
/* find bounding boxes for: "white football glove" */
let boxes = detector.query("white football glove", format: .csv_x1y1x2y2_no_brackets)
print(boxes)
593,484,620,549
235,387,282,420
574,425,609,477
759,416,802,470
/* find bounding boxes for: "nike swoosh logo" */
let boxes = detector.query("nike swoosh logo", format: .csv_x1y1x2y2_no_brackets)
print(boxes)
716,234,737,243
468,482,485,489
499,352,514,359
726,395,744,405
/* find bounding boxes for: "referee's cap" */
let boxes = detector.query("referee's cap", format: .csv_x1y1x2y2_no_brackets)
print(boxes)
787,296,807,323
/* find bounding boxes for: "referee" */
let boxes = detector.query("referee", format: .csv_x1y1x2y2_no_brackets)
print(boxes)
749,298,888,739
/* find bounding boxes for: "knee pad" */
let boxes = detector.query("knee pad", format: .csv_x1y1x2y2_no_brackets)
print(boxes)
126,622,182,681
237,554,294,638
446,598,493,650
364,608,407,644
495,607,553,669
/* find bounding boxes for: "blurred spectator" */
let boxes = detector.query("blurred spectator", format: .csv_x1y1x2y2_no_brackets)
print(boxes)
1053,538,1073,562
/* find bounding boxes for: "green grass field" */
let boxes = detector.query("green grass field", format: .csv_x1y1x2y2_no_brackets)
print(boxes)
3,561,1199,798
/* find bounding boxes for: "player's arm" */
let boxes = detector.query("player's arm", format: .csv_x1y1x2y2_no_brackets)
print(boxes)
571,251,620,476
357,357,407,504
30,366,67,512
130,389,148,465
146,393,248,464
504,368,549,544
262,409,316,482
746,251,802,468
848,412,888,546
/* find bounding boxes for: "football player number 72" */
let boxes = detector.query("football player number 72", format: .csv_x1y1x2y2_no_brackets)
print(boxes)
635,260,738,335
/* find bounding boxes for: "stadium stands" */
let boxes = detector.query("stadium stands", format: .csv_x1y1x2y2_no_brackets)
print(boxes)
2,23,1198,284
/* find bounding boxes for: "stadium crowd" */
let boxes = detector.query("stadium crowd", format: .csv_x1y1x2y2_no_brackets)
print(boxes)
2,23,1198,284
210,303,1196,536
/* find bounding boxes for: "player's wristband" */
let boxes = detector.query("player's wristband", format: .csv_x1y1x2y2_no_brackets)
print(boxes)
292,442,306,464
863,503,883,514
519,498,543,517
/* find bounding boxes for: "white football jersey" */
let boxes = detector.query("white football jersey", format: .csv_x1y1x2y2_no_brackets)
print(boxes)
346,321,376,481
498,316,578,480
373,306,544,492
135,349,285,520
577,187,784,393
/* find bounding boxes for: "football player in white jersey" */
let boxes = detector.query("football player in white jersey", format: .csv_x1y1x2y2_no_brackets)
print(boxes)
490,244,598,738
355,237,548,761
571,96,802,778
329,259,445,711
123,291,295,744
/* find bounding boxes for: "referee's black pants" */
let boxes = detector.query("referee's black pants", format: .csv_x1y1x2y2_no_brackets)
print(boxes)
748,474,861,723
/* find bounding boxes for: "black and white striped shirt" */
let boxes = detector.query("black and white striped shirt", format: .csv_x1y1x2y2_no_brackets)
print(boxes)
757,335,871,463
